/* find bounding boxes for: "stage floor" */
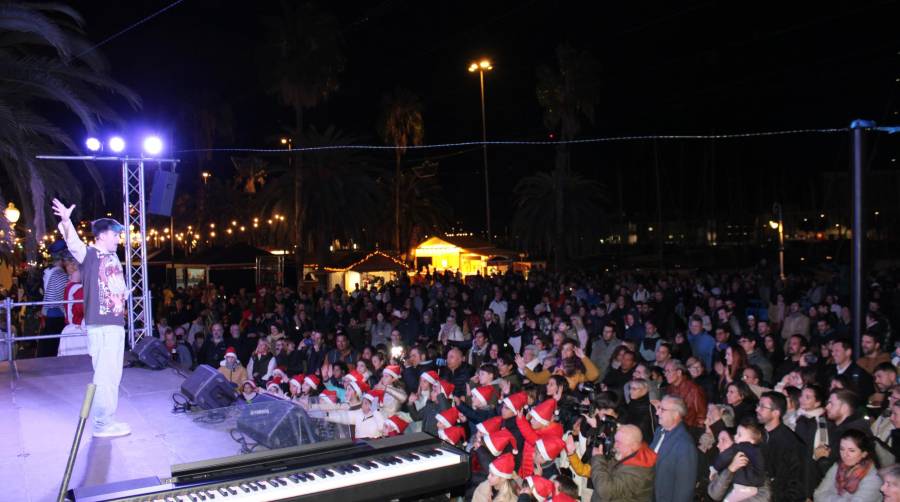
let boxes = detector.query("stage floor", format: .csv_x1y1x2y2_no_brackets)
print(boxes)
0,355,243,502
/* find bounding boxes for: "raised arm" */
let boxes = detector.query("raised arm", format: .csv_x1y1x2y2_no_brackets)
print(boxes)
52,198,86,263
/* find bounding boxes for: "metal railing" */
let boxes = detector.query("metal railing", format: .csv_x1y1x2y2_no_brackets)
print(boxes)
2,297,86,379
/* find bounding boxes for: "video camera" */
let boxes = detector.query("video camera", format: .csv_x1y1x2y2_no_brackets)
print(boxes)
587,417,618,459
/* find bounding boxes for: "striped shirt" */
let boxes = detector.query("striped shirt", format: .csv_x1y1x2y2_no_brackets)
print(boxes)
42,266,68,317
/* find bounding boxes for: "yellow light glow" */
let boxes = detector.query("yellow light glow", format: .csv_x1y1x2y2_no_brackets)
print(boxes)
210,223,215,228
280,138,288,145
231,220,237,226
479,59,491,69
468,63,478,72
253,223,258,228
768,220,780,230
226,229,232,235
210,232,216,237
239,226,245,232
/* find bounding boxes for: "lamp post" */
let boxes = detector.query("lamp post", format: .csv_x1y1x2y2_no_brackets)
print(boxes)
769,202,785,281
4,202,20,228
468,58,493,242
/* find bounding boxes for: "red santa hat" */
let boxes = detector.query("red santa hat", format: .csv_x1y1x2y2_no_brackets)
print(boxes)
363,389,384,407
266,377,283,392
438,425,466,445
224,347,237,359
435,407,460,428
318,389,338,404
488,453,515,479
476,416,503,435
303,374,321,389
289,374,305,391
529,399,557,427
526,476,556,502
272,366,289,381
483,429,518,456
536,435,565,463
471,385,496,406
502,391,528,414
386,415,410,435
550,493,577,502
382,365,402,380
344,370,365,384
438,380,455,399
240,379,257,390
419,370,439,386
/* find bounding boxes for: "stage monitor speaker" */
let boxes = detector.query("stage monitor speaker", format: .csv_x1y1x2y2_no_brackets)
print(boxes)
133,336,169,370
236,399,309,450
181,364,237,410
148,169,179,216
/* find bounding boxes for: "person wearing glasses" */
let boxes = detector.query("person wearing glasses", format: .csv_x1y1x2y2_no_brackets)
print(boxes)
650,395,698,502
755,391,808,502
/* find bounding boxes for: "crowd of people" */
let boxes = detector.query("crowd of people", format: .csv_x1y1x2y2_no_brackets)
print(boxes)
20,257,900,501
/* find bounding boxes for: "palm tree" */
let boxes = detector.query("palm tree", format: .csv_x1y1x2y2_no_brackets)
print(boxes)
378,88,424,253
389,160,451,258
231,157,269,195
0,3,140,257
256,127,383,278
263,1,344,284
512,169,604,270
536,43,601,168
533,44,602,269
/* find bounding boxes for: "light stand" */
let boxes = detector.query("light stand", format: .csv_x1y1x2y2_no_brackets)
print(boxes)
36,153,179,348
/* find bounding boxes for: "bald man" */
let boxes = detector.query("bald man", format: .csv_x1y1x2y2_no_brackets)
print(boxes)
590,424,658,501
439,346,473,397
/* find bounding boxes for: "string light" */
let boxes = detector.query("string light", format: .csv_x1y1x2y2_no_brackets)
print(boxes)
175,126,855,154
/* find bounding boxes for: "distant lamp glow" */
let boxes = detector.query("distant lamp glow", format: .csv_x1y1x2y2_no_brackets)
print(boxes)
85,137,102,152
142,136,163,155
108,136,126,153
4,202,20,225
768,220,780,230
468,63,478,72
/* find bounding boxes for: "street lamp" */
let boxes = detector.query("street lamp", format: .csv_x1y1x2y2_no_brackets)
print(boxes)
4,202,20,227
771,203,785,281
468,57,493,242
280,137,292,150
201,171,211,184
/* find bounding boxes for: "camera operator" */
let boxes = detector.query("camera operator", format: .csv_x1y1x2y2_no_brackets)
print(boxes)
565,394,621,478
589,424,658,502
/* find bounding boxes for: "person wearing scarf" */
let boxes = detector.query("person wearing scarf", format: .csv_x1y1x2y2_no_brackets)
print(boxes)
813,429,881,501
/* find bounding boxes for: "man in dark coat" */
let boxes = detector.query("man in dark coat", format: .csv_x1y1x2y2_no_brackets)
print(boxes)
650,395,698,502
756,391,808,502
822,338,874,401
438,347,474,398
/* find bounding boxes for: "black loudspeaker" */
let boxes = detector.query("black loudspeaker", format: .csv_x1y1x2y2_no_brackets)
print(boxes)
236,399,308,450
148,168,179,216
133,336,169,370
181,364,237,410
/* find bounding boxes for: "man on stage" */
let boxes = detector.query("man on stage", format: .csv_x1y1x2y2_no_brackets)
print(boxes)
53,198,131,438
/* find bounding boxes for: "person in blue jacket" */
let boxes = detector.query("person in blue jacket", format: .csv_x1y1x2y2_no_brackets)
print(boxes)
650,394,699,502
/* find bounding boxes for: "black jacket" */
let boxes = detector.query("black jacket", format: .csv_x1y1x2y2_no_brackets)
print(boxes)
762,423,808,502
817,413,872,475
440,363,475,397
822,362,874,401
622,394,657,443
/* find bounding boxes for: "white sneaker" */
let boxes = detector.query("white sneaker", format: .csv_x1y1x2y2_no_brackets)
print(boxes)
93,421,131,438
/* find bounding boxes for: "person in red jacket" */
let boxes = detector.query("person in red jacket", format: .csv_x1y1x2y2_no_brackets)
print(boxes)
57,258,88,356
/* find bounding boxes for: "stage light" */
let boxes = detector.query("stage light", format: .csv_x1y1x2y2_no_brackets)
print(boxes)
109,136,126,153
143,136,163,155
85,137,102,152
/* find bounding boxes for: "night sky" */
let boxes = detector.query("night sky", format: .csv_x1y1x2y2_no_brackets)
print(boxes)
66,0,899,234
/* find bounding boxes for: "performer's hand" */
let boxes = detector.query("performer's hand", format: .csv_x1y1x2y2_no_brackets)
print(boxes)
52,198,75,221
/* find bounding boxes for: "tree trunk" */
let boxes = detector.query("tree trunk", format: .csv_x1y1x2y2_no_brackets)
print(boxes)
394,151,401,254
293,106,305,289
654,140,663,268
